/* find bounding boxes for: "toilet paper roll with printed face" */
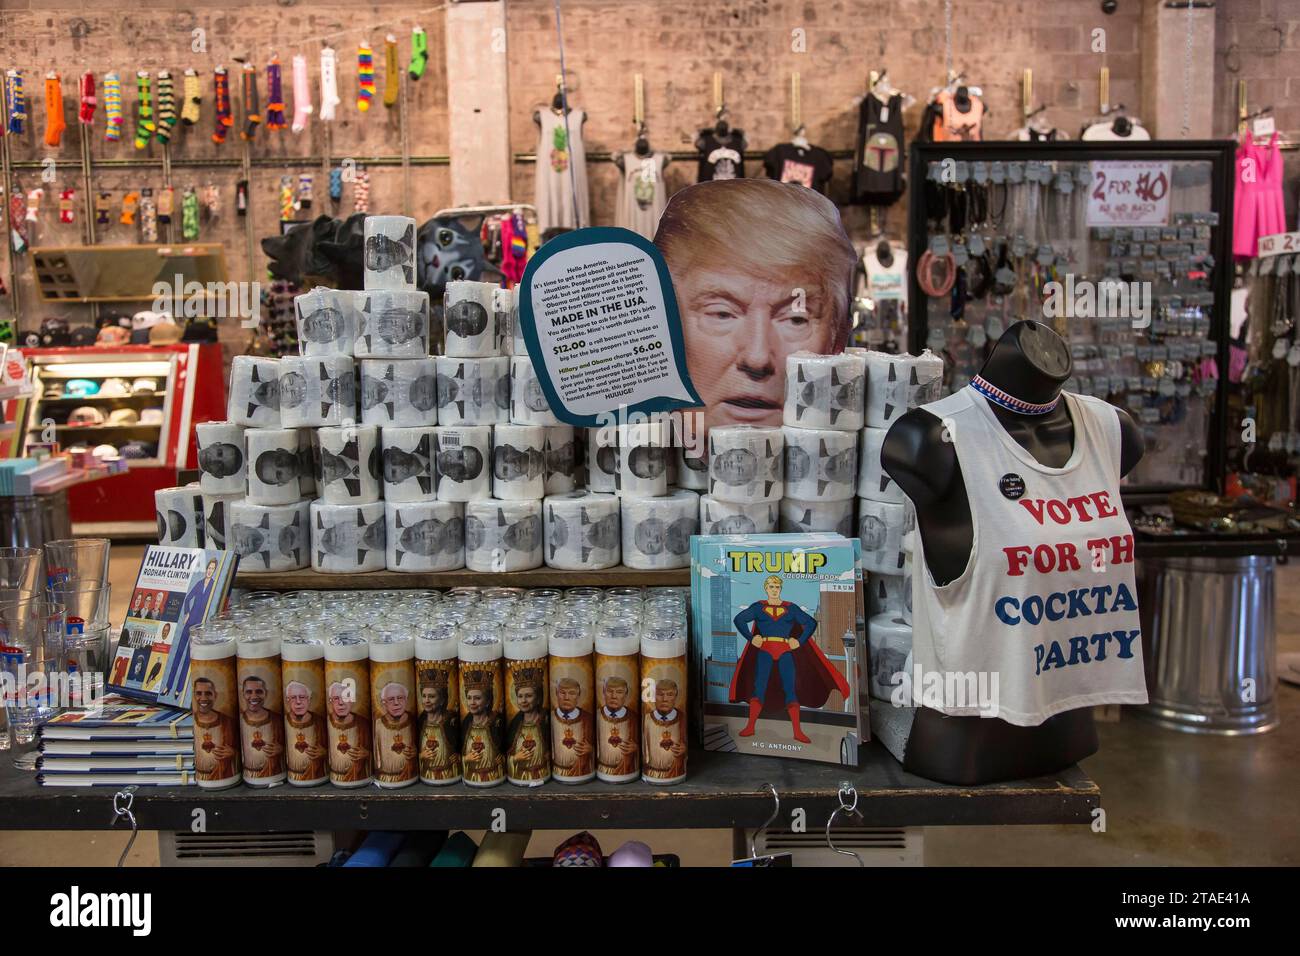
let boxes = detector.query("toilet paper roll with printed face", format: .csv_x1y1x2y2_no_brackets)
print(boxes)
491,424,546,500
614,421,670,498
436,355,510,427
707,425,783,503
510,285,527,356
278,355,358,428
867,572,908,619
359,358,438,427
856,497,908,574
699,495,778,535
586,427,618,493
621,490,699,570
781,426,858,502
229,499,312,572
544,425,577,494
228,355,281,427
195,422,247,495
510,355,559,425
385,499,465,571
434,425,492,502
676,445,709,491
245,428,310,505
295,287,359,357
156,485,205,547
355,289,431,358
544,491,620,570
783,351,867,431
380,425,438,502
311,500,387,573
363,215,418,291
778,497,855,537
316,424,381,505
492,288,512,357
868,613,913,702
863,349,944,429
464,499,544,572
442,281,499,357
856,426,905,504
902,552,913,626
202,492,242,551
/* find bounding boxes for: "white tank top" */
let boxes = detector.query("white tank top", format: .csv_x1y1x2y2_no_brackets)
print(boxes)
910,386,1148,726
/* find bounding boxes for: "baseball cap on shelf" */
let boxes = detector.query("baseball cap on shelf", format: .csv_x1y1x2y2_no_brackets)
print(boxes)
139,408,164,425
131,378,159,394
98,378,131,397
95,326,130,347
67,406,106,426
64,379,100,398
149,322,183,344
92,444,119,458
119,441,156,459
130,310,170,330
70,325,98,347
42,383,64,400
107,408,140,426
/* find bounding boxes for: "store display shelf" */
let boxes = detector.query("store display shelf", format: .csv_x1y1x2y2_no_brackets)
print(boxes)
0,746,1099,832
48,424,162,432
37,395,165,405
235,566,691,590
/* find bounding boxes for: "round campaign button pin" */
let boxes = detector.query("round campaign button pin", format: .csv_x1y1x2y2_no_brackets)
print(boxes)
999,473,1026,500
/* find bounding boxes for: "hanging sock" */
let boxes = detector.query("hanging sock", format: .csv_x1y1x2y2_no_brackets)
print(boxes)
383,35,400,108
265,58,286,131
181,69,201,126
279,176,295,222
9,191,29,254
155,71,177,144
44,72,66,147
78,72,96,125
103,71,123,142
319,47,340,122
297,173,313,210
120,190,139,226
236,179,248,216
59,188,75,224
133,71,154,149
212,67,232,144
356,43,375,112
408,26,428,81
139,188,157,242
328,166,343,203
291,55,312,133
6,70,27,135
25,188,42,223
95,190,112,226
353,168,370,213
240,64,260,141
157,186,174,225
201,183,220,221
182,187,200,240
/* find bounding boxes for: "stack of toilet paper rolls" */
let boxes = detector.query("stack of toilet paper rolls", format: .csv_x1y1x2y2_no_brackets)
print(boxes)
608,420,698,571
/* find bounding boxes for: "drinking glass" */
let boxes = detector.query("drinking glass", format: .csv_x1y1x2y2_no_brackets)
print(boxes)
0,599,67,769
43,538,111,588
0,547,42,605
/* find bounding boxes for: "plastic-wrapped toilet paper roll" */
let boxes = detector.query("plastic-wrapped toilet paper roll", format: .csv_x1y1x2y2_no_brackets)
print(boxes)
228,355,281,427
676,445,709,491
202,492,241,550
544,491,620,570
246,428,310,505
621,490,698,570
434,425,492,502
902,552,914,626
616,445,669,499
195,421,247,495
492,288,512,357
156,485,205,547
443,281,499,357
294,287,359,357
784,351,866,431
317,424,381,505
779,497,855,536
298,431,318,499
857,497,907,574
228,499,311,572
867,573,908,619
464,499,544,572
782,427,857,502
868,613,913,702
857,426,905,504
543,425,577,494
586,427,618,493
491,424,546,500
360,358,438,427
380,425,437,502
363,215,417,290
278,355,357,428
699,495,778,535
509,285,527,355
311,500,386,573
864,349,944,429
355,290,431,358
707,425,783,503
385,499,465,571
436,355,509,426
510,355,559,425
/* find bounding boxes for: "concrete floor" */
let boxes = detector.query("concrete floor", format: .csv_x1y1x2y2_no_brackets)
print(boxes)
1,546,1295,866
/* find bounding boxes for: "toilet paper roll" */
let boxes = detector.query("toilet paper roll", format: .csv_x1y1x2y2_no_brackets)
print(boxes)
544,491,620,570
864,349,944,429
434,425,492,502
294,287,359,357
586,427,618,493
195,421,247,495
867,572,907,618
509,285,527,355
707,425,783,503
245,428,310,505
443,281,499,357
229,499,312,572
155,485,205,547
676,445,709,491
381,425,437,502
317,424,382,505
311,500,387,573
903,500,916,550
615,436,669,498
464,499,544,572
298,430,318,499
355,289,431,358
783,351,866,431
868,613,913,702
857,498,907,574
781,427,857,502
510,355,559,425
543,425,577,494
621,490,699,570
385,499,465,571
699,495,779,535
435,355,510,426
278,355,357,428
492,288,512,357
359,358,438,427
491,424,546,500
856,426,904,504
227,355,281,427
201,492,241,550
363,215,417,290
779,497,855,536
902,552,914,626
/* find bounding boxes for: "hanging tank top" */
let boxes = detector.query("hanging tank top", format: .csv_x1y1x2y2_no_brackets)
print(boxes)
935,90,984,142
910,385,1148,726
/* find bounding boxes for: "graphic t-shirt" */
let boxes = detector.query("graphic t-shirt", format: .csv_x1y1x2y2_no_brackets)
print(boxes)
762,142,834,194
854,92,905,204
696,129,747,182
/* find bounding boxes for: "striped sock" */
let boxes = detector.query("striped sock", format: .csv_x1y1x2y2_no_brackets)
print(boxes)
357,44,374,112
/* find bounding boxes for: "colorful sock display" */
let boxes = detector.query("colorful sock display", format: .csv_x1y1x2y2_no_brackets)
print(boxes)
328,166,343,203
26,188,43,223
408,27,428,80
59,188,75,224
182,187,200,239
9,192,29,254
265,58,285,131
353,168,370,213
157,186,174,224
357,44,375,112
6,70,27,136
383,35,400,108
297,173,313,209
78,72,96,125
44,72,66,147
212,67,232,144
279,176,295,221
319,47,340,122
95,191,111,226
120,190,139,226
181,69,201,126
103,72,122,141
139,188,157,241
133,72,154,149
155,71,177,144
240,64,260,141
291,55,312,133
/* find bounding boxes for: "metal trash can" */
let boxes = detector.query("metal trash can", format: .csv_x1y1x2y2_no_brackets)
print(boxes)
1136,555,1279,735
0,490,73,552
